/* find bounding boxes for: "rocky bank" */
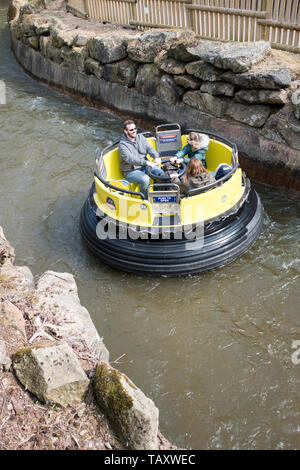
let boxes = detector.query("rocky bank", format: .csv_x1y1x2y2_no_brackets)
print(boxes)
7,0,300,191
0,226,176,450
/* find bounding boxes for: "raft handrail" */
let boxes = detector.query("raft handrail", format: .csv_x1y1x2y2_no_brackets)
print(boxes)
94,171,146,200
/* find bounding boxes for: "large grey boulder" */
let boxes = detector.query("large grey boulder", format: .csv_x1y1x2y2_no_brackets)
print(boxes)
235,89,289,105
183,90,230,118
51,23,77,48
135,64,162,97
174,74,202,90
174,75,202,90
200,41,271,72
85,57,103,79
127,29,194,63
222,67,292,90
40,35,62,63
226,101,272,128
88,35,127,64
12,342,89,406
186,60,223,81
94,362,159,450
103,59,138,87
200,81,235,97
265,103,300,150
33,271,109,361
158,57,186,75
157,74,184,104
168,40,213,62
61,46,88,72
169,40,270,72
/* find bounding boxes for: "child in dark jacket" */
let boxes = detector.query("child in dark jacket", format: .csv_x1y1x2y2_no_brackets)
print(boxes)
171,158,215,195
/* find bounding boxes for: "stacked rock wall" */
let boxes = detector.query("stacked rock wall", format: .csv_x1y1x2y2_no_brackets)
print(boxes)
8,0,300,190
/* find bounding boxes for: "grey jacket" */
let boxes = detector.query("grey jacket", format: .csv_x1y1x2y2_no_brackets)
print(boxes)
119,133,159,174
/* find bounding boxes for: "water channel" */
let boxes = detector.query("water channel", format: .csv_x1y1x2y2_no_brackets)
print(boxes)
1,1,300,449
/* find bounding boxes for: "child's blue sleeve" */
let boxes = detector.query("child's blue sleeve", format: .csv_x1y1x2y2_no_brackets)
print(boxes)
175,144,189,160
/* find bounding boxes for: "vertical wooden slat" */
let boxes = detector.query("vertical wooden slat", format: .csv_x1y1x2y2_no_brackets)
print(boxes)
175,0,180,28
97,0,102,20
234,0,239,41
291,0,298,23
285,0,292,23
102,0,107,20
85,0,89,17
250,15,254,41
88,0,92,18
278,0,286,23
219,12,223,39
216,9,220,39
197,7,201,36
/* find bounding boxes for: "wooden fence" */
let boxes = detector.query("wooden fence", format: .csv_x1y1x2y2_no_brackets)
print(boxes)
67,0,300,52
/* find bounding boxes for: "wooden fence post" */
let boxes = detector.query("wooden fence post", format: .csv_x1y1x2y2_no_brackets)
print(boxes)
186,0,195,33
261,0,271,41
131,0,137,22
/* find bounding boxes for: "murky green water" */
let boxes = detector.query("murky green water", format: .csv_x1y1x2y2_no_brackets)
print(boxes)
1,1,299,449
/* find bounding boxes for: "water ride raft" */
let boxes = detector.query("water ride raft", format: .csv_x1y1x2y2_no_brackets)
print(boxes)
80,124,264,276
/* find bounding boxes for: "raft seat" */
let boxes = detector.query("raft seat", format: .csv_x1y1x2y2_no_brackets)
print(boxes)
205,140,233,172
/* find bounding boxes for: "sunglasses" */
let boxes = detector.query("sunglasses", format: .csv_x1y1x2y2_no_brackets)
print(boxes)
128,127,137,132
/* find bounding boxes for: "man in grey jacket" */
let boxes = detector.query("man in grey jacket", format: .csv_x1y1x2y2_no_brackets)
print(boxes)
118,120,164,199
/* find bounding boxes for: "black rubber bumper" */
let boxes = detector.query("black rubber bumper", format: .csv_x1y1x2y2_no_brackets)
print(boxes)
79,182,264,276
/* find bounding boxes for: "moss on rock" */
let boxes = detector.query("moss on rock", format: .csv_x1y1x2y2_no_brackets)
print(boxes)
94,362,133,417
94,362,159,450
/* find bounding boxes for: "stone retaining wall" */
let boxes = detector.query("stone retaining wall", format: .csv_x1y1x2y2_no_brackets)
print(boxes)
8,0,300,190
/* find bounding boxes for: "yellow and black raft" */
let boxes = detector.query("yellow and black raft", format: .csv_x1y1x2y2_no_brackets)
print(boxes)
80,124,263,276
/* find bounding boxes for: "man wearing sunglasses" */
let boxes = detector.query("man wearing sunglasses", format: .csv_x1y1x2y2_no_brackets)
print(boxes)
119,120,164,199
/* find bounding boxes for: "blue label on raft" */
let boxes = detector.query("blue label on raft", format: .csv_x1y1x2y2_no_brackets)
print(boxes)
153,195,176,203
